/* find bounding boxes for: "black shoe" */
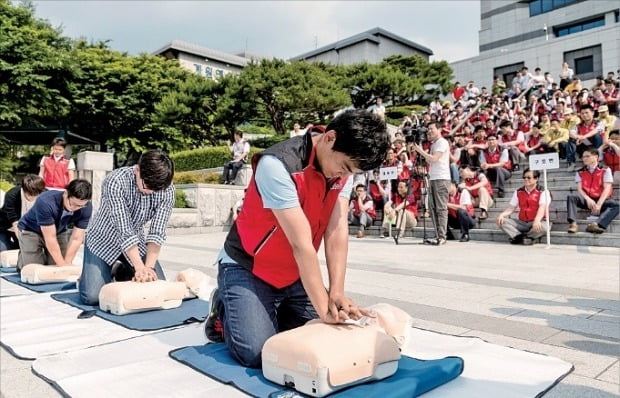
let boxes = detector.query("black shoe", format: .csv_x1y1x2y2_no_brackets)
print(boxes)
446,230,456,241
497,190,505,198
512,164,520,172
204,288,224,343
393,234,399,245
459,234,470,242
522,237,535,245
510,234,524,245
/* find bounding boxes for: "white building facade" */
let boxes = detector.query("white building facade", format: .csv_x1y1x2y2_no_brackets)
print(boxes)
451,0,619,89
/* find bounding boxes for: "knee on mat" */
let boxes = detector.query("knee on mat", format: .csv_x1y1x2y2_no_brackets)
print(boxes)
79,290,100,306
229,343,262,368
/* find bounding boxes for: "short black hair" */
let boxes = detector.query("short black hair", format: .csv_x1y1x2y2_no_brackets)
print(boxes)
355,183,366,191
523,168,540,179
67,179,92,200
499,120,512,129
580,104,593,112
21,174,46,196
138,150,174,191
609,129,619,137
327,109,390,171
583,146,598,157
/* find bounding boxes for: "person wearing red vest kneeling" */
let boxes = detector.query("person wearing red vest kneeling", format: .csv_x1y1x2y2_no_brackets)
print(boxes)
447,182,476,242
496,168,551,245
567,147,619,234
205,110,391,368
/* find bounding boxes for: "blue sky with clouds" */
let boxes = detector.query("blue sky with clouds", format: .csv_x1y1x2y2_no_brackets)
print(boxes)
31,1,480,63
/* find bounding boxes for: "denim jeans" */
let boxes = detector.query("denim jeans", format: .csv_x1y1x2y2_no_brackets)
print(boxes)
78,244,165,305
217,260,317,368
566,135,602,163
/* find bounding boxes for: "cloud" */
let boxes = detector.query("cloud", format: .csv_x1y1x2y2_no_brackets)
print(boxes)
31,0,480,62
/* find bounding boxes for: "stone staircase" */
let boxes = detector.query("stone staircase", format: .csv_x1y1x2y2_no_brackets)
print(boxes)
349,159,620,248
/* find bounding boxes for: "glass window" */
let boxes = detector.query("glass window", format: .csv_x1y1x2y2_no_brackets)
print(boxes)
541,0,554,13
530,0,542,16
554,16,605,38
575,56,594,75
205,67,212,78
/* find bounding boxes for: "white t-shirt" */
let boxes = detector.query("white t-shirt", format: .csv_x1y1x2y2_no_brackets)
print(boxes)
459,189,472,206
429,137,451,181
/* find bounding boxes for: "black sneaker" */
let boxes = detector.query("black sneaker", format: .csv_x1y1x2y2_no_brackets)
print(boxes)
459,234,470,242
204,288,224,343
510,234,524,245
522,237,535,246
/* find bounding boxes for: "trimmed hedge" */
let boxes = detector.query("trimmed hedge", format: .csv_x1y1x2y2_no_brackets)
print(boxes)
173,170,222,184
171,146,263,172
174,188,189,208
0,180,14,192
247,135,287,149
238,124,276,136
385,105,427,126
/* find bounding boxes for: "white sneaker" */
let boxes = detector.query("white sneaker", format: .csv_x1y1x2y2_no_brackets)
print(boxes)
567,164,575,172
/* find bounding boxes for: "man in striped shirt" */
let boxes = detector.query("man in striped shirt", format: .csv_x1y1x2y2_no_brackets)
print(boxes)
78,150,175,305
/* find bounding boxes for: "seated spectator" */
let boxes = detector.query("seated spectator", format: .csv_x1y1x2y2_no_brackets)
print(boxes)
604,79,619,114
222,131,250,185
0,175,46,252
567,105,605,171
383,181,417,244
498,120,525,171
540,119,569,157
348,184,375,238
597,105,617,139
458,165,494,220
523,123,545,156
479,135,512,198
599,130,620,184
463,125,487,167
447,182,475,242
38,137,76,191
16,179,92,271
496,168,551,245
289,123,305,138
567,147,619,234
368,169,391,211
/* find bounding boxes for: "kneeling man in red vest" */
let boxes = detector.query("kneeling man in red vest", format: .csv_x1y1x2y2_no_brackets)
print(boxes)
496,168,551,245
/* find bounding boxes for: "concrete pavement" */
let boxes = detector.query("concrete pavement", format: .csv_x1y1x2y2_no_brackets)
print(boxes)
1,232,619,397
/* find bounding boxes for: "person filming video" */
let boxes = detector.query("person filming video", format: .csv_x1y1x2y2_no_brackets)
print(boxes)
412,122,451,245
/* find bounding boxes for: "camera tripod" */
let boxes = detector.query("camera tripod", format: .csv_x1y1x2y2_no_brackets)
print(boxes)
392,161,441,245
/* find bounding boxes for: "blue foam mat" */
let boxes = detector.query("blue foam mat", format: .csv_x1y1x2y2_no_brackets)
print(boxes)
1,273,76,293
51,291,209,331
170,343,464,398
0,267,17,274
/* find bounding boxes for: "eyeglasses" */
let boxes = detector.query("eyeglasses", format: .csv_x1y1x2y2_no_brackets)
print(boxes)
68,197,88,209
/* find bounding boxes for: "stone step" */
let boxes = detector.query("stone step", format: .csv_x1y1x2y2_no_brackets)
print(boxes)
349,225,620,248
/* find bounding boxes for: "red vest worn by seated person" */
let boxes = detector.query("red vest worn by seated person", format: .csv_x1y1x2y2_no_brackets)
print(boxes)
351,196,376,220
224,131,346,289
576,122,598,137
448,191,474,218
393,192,418,217
42,156,71,189
483,148,512,171
516,186,546,222
578,166,612,200
603,148,620,172
464,171,493,198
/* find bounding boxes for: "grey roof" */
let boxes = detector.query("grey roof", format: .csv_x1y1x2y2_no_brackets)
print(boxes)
153,40,250,67
291,27,433,61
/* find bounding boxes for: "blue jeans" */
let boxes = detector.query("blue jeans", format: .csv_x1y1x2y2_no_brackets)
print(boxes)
78,244,165,305
217,261,317,368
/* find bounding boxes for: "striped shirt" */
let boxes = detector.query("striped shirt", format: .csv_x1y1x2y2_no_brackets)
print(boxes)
85,166,175,265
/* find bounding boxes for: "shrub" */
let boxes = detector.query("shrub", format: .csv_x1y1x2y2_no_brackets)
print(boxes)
385,105,427,126
0,179,14,192
237,123,276,136
174,189,188,208
248,135,287,149
171,146,263,172
173,170,222,184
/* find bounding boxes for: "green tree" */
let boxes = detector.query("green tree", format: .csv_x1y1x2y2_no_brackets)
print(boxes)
0,0,75,127
383,55,454,100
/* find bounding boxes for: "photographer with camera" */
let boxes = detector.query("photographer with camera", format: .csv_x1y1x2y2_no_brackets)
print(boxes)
412,122,451,245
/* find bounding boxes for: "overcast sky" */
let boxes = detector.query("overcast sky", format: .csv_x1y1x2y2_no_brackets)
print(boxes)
31,1,481,63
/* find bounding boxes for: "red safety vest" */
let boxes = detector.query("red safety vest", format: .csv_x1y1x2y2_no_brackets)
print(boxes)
351,196,376,220
578,166,612,200
42,156,71,189
576,122,597,137
483,148,512,170
224,133,345,288
448,191,474,218
465,172,493,197
603,149,619,172
517,186,545,222
527,135,545,153
393,193,418,217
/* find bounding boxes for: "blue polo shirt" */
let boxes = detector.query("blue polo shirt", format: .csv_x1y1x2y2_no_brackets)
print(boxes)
18,190,92,235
